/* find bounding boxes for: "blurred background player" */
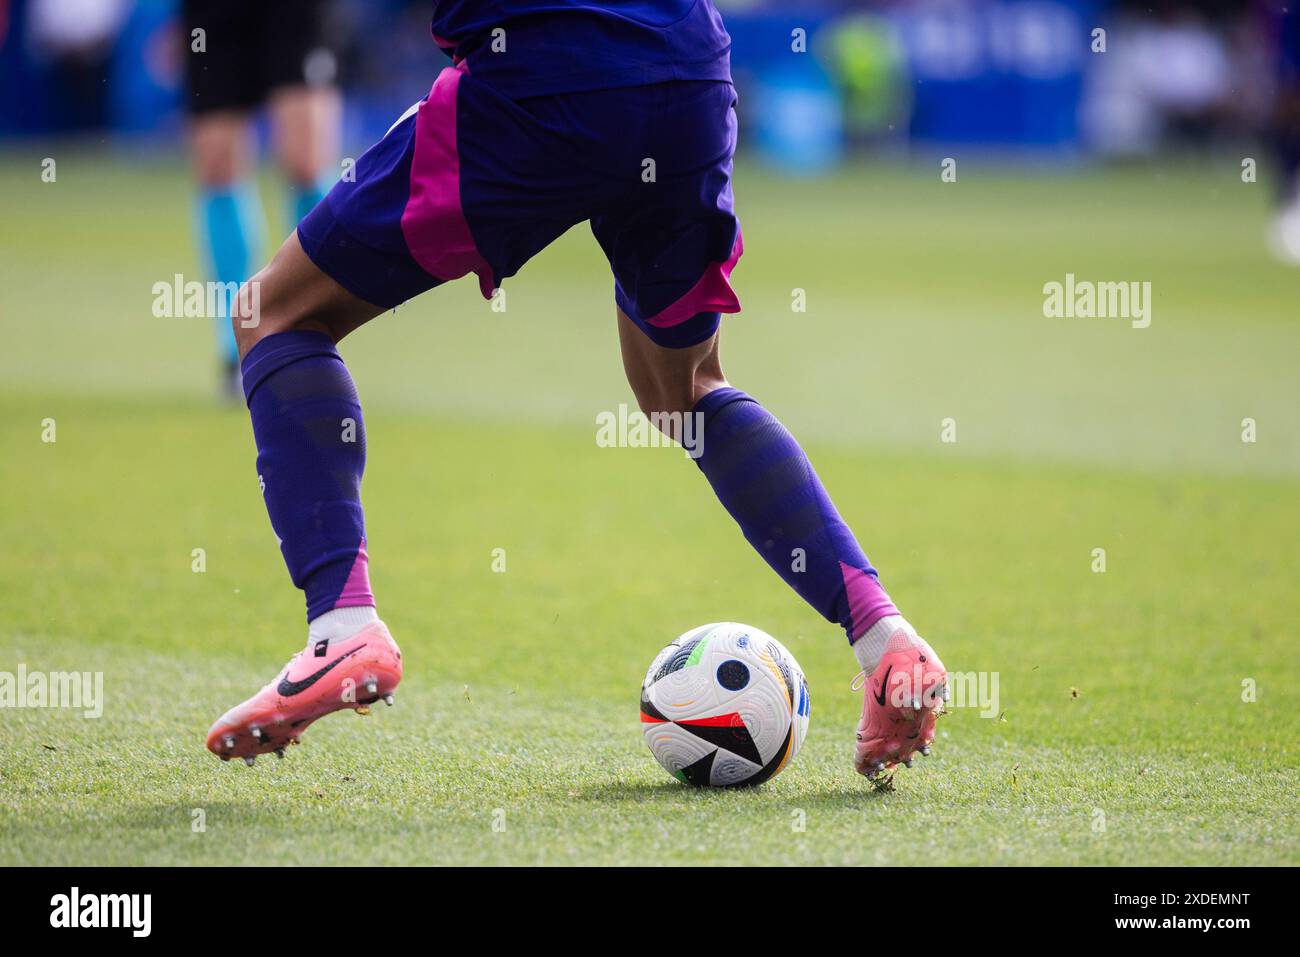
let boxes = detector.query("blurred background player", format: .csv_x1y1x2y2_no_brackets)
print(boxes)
182,0,343,397
1268,2,1300,263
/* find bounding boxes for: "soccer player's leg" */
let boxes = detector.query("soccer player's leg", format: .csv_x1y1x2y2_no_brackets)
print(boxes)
189,117,263,397
183,0,268,399
263,0,344,225
189,114,265,400
271,86,341,225
605,80,946,780
1270,92,1300,262
206,61,549,763
204,83,449,763
1269,8,1300,263
205,231,403,764
615,312,947,779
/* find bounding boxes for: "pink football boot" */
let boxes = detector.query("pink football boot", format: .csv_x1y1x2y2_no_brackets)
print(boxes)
206,620,403,765
853,627,948,781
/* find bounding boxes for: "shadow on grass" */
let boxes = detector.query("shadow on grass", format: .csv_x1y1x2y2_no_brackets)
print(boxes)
576,778,897,806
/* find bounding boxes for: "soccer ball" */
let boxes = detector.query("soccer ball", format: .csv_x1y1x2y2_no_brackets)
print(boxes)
640,622,810,787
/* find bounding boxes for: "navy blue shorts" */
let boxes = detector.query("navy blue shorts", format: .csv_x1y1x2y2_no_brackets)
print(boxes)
298,68,742,348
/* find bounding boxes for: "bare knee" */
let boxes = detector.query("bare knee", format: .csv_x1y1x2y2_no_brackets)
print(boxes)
231,232,383,359
628,375,699,422
231,243,300,357
191,113,254,187
618,311,727,439
623,338,722,420
230,282,270,358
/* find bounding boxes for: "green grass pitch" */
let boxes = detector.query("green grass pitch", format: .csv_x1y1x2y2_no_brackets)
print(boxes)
0,152,1295,865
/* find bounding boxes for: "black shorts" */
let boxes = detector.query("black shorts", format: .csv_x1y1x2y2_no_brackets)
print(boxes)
182,0,341,115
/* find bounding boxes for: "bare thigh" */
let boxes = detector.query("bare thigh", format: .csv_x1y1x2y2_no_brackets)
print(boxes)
234,252,732,413
617,309,728,439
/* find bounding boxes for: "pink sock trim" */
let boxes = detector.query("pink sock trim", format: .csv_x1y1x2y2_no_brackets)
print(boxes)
335,540,375,609
840,561,899,642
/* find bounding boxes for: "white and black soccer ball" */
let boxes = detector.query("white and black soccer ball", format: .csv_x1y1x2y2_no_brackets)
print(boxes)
640,622,811,787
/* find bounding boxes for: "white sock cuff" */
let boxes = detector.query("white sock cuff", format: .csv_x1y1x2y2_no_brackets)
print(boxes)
852,614,915,673
307,605,378,646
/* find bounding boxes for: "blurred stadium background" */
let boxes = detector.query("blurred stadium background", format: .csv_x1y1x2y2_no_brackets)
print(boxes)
3,0,1295,164
2,0,1298,471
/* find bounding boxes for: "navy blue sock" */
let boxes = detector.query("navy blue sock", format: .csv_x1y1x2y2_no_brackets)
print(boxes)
693,388,898,642
241,331,373,621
